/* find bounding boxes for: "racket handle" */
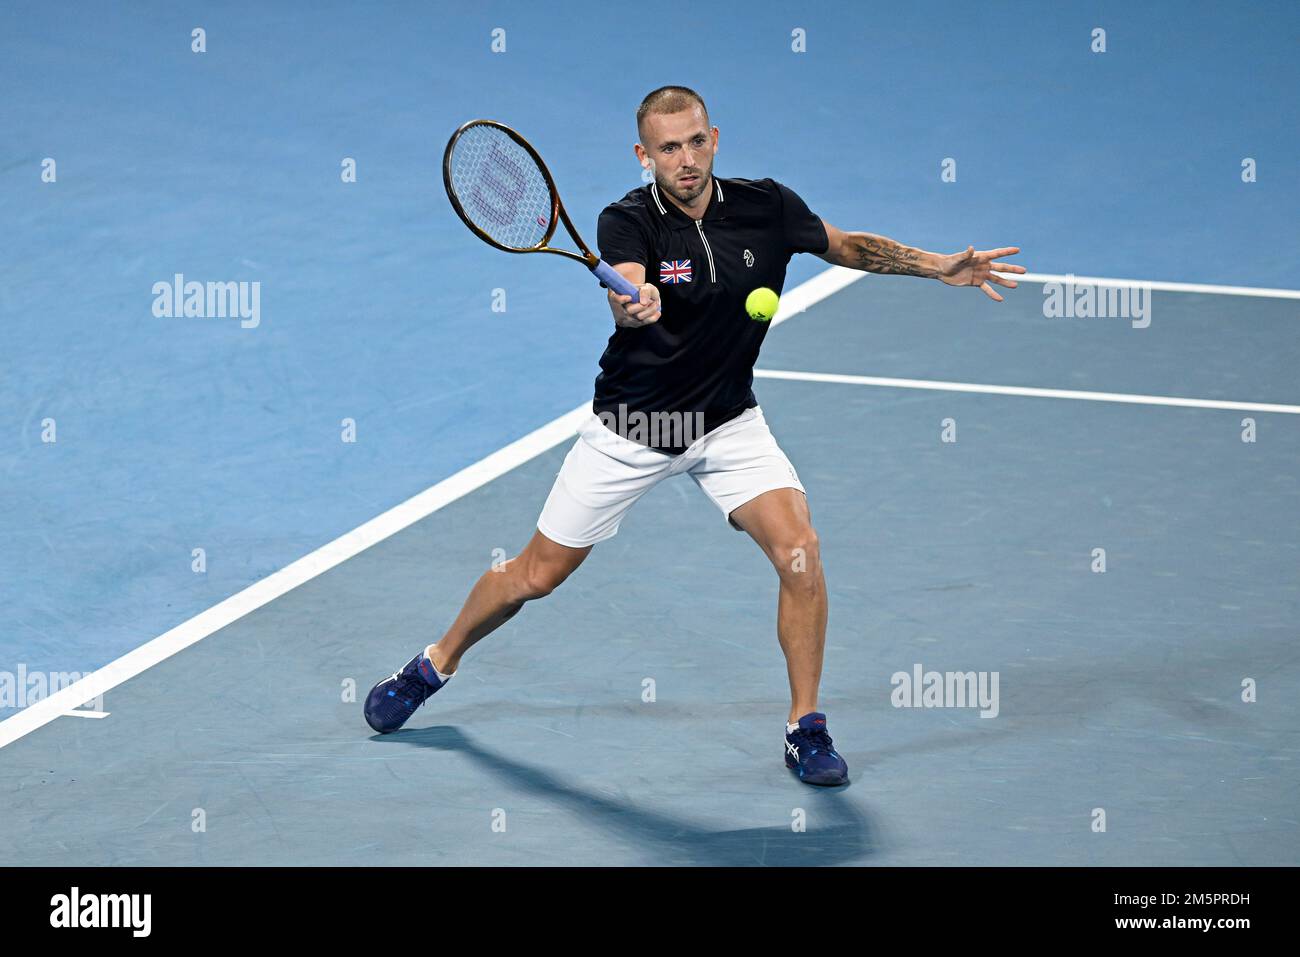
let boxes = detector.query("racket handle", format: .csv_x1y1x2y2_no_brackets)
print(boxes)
592,260,641,303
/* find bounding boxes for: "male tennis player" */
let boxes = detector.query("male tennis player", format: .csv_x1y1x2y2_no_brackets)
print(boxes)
366,86,1024,786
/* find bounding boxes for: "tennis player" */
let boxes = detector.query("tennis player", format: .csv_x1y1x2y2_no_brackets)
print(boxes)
366,86,1024,786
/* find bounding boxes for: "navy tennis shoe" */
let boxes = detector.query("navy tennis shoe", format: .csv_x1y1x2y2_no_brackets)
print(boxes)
364,651,449,733
784,712,849,786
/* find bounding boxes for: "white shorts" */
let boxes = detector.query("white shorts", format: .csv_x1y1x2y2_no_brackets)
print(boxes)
537,405,806,548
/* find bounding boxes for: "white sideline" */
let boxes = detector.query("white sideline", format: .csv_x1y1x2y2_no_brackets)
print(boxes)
0,406,591,749
754,369,1300,415
1003,271,1300,300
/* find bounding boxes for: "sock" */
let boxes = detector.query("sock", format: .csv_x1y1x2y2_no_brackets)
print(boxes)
424,643,456,682
786,721,799,735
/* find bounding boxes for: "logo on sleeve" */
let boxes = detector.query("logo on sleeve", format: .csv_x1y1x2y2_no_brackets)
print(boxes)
744,249,755,267
659,260,692,284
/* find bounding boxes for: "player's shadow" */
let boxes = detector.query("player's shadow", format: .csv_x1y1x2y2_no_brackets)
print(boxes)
372,725,876,866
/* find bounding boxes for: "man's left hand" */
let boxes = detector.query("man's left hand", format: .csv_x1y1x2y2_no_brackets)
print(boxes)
938,246,1025,301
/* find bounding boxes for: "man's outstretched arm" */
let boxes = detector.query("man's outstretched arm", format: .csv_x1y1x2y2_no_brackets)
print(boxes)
816,219,1026,302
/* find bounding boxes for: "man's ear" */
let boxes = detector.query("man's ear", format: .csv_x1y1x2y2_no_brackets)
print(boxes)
636,146,656,179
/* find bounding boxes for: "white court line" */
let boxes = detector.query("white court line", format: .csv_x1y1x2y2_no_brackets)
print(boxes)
770,265,864,326
2,264,1295,750
771,264,1300,305
754,369,1300,415
1000,271,1300,300
62,709,110,719
0,405,592,749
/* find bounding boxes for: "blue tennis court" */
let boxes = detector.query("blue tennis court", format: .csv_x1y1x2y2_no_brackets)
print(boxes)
2,0,1297,866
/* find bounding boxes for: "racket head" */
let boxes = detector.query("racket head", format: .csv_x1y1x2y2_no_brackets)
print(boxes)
443,120,577,256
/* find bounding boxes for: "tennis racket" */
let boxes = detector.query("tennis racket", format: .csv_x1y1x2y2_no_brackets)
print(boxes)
442,119,641,303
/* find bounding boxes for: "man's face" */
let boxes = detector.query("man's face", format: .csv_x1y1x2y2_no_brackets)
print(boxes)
636,106,718,206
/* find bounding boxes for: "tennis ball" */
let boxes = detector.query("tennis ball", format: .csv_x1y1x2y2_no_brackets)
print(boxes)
745,287,779,322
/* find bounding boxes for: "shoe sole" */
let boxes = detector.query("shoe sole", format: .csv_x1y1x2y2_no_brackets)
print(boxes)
365,713,395,734
786,759,849,786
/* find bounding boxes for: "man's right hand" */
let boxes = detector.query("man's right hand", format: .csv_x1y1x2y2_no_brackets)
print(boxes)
609,283,661,328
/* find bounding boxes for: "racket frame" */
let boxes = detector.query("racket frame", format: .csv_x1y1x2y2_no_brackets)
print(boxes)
442,119,640,300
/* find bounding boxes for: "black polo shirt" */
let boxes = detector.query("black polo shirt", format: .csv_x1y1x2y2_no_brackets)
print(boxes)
593,176,829,454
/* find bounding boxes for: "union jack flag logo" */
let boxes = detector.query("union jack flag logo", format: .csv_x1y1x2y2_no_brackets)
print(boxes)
659,259,692,284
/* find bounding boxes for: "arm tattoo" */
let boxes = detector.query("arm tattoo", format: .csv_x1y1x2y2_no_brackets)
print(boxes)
846,235,938,277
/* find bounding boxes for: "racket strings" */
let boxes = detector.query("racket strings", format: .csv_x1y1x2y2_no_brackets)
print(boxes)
448,125,553,250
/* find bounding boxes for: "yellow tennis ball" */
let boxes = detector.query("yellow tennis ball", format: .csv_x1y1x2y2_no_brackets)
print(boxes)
745,287,779,322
